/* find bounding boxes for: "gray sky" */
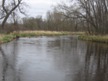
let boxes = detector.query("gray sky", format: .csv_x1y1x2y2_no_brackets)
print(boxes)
24,0,68,18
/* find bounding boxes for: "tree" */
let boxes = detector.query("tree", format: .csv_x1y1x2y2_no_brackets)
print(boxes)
0,0,25,30
53,3,82,31
58,0,108,35
22,16,44,30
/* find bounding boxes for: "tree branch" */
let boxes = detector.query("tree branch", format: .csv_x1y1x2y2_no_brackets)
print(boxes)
2,0,8,14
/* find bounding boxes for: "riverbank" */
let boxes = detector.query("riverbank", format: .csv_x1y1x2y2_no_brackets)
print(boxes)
12,31,84,37
1,31,108,44
79,35,108,43
0,34,16,44
0,31,84,43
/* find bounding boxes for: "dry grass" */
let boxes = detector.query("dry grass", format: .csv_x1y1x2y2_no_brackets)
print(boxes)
0,34,16,43
79,35,108,43
12,31,84,37
0,31,84,44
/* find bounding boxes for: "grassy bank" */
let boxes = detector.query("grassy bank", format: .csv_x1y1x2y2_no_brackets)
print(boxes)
1,31,108,44
0,31,84,44
12,31,84,37
0,34,16,44
79,35,108,43
13,31,71,37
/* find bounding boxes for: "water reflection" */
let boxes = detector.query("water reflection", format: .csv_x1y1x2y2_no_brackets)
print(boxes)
15,36,86,81
0,36,108,81
75,43,108,81
46,36,86,81
0,40,18,81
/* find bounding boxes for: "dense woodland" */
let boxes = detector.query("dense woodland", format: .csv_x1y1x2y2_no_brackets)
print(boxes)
0,0,108,35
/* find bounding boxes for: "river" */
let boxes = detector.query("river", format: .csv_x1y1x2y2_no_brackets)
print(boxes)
0,35,108,81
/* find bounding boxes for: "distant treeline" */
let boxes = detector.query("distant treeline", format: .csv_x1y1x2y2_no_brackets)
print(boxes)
0,8,85,33
1,0,108,35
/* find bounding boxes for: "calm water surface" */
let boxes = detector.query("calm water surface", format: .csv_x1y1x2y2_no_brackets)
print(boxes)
0,36,108,81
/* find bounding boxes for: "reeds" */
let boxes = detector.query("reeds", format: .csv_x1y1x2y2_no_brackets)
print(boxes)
79,35,108,43
0,31,84,44
0,34,16,43
12,31,84,37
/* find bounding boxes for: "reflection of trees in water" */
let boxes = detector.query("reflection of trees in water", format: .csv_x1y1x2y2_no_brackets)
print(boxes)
47,37,86,81
0,46,8,81
74,43,108,81
0,40,19,81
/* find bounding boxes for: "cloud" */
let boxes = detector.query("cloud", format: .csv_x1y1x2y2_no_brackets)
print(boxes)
25,0,53,5
23,0,67,18
30,0,49,3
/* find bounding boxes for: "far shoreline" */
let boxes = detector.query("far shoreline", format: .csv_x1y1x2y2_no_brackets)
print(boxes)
0,31,108,44
79,35,108,44
0,31,84,44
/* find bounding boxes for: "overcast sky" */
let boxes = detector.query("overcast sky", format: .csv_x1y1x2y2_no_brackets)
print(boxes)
24,0,68,18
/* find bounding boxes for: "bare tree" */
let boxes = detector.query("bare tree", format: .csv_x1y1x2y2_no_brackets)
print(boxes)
0,0,25,30
58,0,108,34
